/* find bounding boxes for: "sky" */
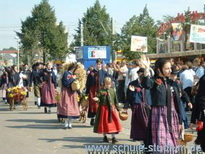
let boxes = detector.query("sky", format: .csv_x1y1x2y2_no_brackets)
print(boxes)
0,0,204,50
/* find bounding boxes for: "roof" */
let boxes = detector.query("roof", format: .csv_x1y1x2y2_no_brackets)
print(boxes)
0,50,18,54
146,49,205,59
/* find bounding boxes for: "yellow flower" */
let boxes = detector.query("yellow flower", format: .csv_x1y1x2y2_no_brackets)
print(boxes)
20,92,27,96
77,96,80,102
55,92,61,102
9,94,14,98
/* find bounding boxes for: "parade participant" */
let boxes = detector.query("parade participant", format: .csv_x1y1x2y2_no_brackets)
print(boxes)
58,63,80,129
8,65,20,88
1,69,9,103
86,58,109,126
124,67,151,143
29,62,43,108
21,64,31,97
170,65,192,141
129,60,140,82
40,62,57,113
140,56,182,152
18,67,28,88
124,62,132,98
116,60,128,104
190,73,205,152
92,77,122,144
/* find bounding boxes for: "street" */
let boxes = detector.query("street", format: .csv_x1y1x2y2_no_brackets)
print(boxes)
0,91,200,154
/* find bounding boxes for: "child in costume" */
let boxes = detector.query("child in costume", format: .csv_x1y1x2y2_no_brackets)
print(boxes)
92,77,122,144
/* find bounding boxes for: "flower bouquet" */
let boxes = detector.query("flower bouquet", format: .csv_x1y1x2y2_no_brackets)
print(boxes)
7,86,27,102
7,86,27,111
55,91,61,103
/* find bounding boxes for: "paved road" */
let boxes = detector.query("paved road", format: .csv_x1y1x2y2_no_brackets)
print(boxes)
0,91,201,154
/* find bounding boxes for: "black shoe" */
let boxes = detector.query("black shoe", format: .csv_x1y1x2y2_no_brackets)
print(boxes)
90,119,94,126
112,137,118,144
44,108,47,113
34,101,37,105
48,110,51,114
103,136,109,143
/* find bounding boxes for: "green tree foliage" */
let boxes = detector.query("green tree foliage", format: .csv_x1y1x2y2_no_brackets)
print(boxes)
2,47,16,51
120,5,157,60
156,15,174,28
17,0,68,63
71,0,112,48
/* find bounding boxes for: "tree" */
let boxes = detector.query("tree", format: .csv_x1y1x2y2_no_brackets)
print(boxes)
71,0,112,48
120,5,157,60
2,47,16,51
17,0,68,63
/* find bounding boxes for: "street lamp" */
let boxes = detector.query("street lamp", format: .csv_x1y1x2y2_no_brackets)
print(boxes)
14,37,20,71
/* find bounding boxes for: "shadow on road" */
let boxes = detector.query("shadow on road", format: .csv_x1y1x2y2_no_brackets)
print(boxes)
39,136,105,150
6,124,61,130
7,119,57,123
40,136,102,144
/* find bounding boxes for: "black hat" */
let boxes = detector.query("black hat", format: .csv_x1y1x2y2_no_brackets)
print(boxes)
137,68,145,73
171,65,179,75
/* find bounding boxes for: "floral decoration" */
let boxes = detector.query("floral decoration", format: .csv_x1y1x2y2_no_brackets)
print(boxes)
136,87,142,92
7,86,27,101
155,79,163,86
67,74,73,79
55,91,61,103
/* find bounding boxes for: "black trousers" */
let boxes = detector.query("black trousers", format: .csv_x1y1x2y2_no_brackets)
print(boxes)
117,80,126,104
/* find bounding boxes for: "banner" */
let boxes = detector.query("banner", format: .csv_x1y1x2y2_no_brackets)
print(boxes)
190,24,205,44
131,36,147,52
87,46,107,59
172,23,183,41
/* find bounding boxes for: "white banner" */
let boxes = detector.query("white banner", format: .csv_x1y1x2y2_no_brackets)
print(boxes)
131,36,147,52
190,24,205,44
88,46,107,59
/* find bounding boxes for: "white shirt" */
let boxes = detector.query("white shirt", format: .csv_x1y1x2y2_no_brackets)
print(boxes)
129,67,139,82
124,68,131,89
195,66,204,79
180,69,195,89
18,72,27,88
117,65,128,80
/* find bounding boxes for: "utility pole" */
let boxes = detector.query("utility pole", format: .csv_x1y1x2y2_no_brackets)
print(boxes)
111,17,116,61
14,37,20,71
80,21,84,47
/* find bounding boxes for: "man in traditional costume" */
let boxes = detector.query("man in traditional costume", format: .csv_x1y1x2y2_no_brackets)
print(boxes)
86,58,109,126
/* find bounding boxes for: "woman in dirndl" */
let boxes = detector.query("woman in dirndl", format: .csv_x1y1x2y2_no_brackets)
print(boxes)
92,77,122,144
124,67,151,144
41,62,57,113
140,56,182,153
58,63,80,129
190,74,205,152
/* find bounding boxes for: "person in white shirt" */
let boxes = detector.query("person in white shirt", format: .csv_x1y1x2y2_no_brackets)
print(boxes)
129,60,140,82
180,64,195,111
193,58,205,79
124,62,132,96
18,68,27,88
